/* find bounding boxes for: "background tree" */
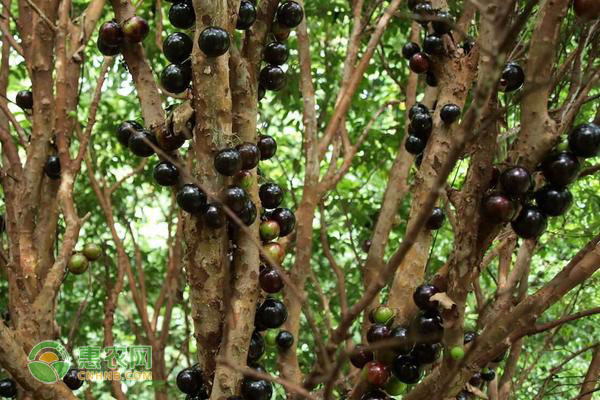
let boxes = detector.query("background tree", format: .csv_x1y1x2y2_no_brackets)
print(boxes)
0,0,599,399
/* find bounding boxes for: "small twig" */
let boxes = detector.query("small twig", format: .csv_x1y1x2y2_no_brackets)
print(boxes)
24,0,58,31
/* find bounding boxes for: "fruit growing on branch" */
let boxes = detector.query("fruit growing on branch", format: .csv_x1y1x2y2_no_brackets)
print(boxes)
163,32,193,64
63,368,84,390
82,243,102,261
99,21,123,47
426,207,445,230
259,266,284,293
169,1,195,29
276,1,305,29
237,1,257,30
177,184,207,214
214,148,243,176
122,16,149,43
568,123,600,158
198,27,231,58
511,205,548,239
499,62,525,92
153,161,180,186
44,155,61,180
15,90,33,110
128,130,157,157
276,330,294,350
68,253,89,275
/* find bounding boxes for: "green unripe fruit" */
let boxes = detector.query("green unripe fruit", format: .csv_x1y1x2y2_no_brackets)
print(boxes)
260,220,280,242
384,376,407,396
265,329,278,346
450,346,465,361
373,306,395,325
68,253,89,275
82,243,102,261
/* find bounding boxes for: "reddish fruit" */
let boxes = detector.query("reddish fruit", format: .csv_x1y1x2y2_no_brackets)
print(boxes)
350,345,374,369
482,194,516,223
263,242,285,264
99,21,124,47
260,220,280,241
237,170,254,191
366,324,391,343
122,16,149,42
409,52,430,74
365,361,390,387
259,266,284,293
500,166,531,196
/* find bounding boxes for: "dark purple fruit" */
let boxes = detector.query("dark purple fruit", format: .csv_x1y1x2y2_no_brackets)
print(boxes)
482,194,516,223
402,42,421,60
413,284,439,311
534,185,572,216
500,166,531,196
223,185,248,213
16,90,33,110
469,372,482,387
432,10,453,34
161,63,191,94
116,120,143,147
258,135,277,160
350,345,374,369
169,2,195,29
259,182,283,209
409,102,429,119
365,361,390,387
392,354,421,384
237,142,261,170
44,155,61,180
413,1,434,24
264,42,289,65
176,367,203,394
423,34,444,56
260,220,280,241
413,342,441,364
405,135,426,155
481,368,495,382
128,130,156,157
241,378,272,400
415,311,444,343
390,326,414,354
367,324,391,343
411,112,433,138
568,123,600,158
425,71,438,87
464,331,477,344
440,104,461,124
99,21,123,47
0,378,16,397
409,52,430,74
271,208,295,236
361,389,391,400
276,330,294,350
237,1,257,30
456,390,472,400
203,203,226,229
511,205,548,239
163,32,193,64
97,38,120,56
239,199,258,226
277,1,304,28
177,184,207,213
214,148,243,176
122,16,149,42
247,330,265,362
426,207,445,230
541,152,580,187
157,126,186,152
199,27,230,57
259,266,284,293
256,298,287,329
153,161,179,186
499,62,524,92
259,65,287,91
63,368,84,390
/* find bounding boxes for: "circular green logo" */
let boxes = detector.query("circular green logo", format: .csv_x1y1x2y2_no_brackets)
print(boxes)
27,341,71,384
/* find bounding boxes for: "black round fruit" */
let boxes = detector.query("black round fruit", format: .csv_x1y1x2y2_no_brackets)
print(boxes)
153,161,179,186
413,342,441,364
541,152,580,187
276,330,294,350
361,389,391,400
203,203,226,229
256,298,287,329
259,65,287,91
277,1,304,28
0,378,16,398
469,372,482,386
44,155,61,180
511,204,548,239
440,104,461,124
415,311,444,343
15,90,33,110
390,325,414,354
248,330,265,362
499,62,525,92
500,166,531,196
237,142,261,170
413,284,439,311
128,130,156,157
409,102,429,119
405,135,426,155
264,42,289,65
423,34,444,56
169,1,195,29
456,390,472,400
481,369,496,382
534,185,572,216
199,27,231,57
97,38,121,56
99,21,124,47
259,182,284,209
259,266,284,293
161,63,191,94
392,354,421,384
425,71,438,87
176,367,203,394
411,112,433,138
63,368,84,390
402,42,421,60
272,208,295,236
367,324,391,343
426,207,445,230
409,52,430,74
163,32,193,64
464,331,477,344
432,10,453,34
350,345,374,369
177,184,207,214
223,185,248,213
482,193,515,223
214,148,243,176
239,199,258,226
241,378,272,400
568,123,600,158
116,120,143,147
237,1,257,30
258,135,277,160
413,2,434,25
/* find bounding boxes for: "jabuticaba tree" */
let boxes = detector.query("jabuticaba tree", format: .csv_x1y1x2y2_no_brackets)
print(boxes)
0,0,599,399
